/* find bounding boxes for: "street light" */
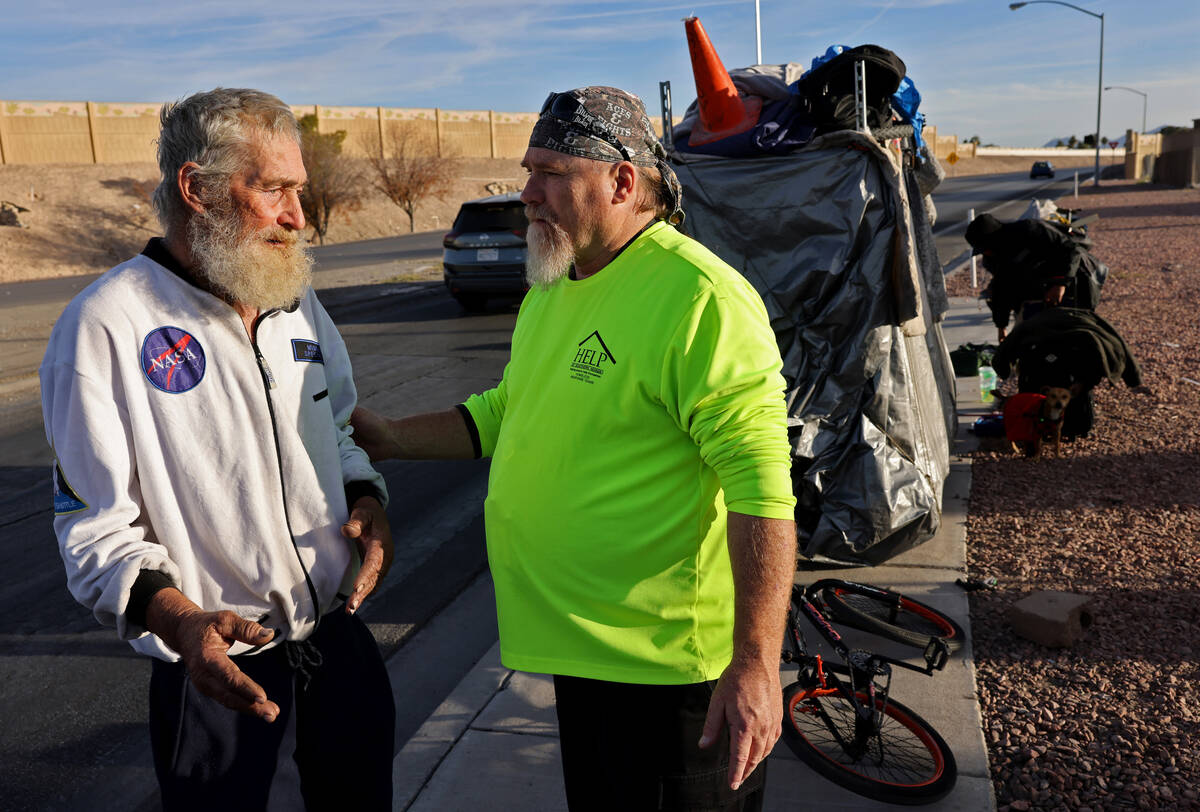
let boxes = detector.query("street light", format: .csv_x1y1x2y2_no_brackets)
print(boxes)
1105,85,1148,135
1010,1,1104,187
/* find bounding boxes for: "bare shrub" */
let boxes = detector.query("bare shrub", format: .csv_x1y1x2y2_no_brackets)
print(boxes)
365,123,459,233
298,114,363,245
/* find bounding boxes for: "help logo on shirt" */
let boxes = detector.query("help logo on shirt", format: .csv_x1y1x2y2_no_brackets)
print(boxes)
141,326,206,393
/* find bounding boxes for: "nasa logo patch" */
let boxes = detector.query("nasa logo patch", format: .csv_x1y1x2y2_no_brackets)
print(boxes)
141,326,206,393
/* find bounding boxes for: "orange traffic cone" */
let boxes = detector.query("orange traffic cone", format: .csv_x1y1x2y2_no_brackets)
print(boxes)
684,16,762,146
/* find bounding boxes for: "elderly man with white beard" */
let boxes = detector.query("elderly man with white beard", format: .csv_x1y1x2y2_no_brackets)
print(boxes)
40,88,395,810
351,86,796,811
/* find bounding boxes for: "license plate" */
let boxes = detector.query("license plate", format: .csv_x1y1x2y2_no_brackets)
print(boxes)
476,248,499,262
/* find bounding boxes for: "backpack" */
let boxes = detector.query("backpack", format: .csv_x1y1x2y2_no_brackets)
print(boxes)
798,45,907,133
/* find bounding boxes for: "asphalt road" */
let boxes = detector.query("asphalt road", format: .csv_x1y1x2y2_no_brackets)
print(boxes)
0,168,1096,809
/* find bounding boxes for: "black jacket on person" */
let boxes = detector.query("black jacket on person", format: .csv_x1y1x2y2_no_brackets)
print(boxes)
992,307,1140,440
992,307,1142,391
981,219,1094,329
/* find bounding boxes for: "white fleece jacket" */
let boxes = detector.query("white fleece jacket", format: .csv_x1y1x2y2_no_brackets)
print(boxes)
40,250,387,661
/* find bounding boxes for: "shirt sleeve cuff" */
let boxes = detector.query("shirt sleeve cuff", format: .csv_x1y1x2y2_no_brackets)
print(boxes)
126,569,176,629
345,480,386,508
454,403,483,459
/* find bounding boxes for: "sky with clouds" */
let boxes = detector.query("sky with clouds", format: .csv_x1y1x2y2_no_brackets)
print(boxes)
1,0,1197,147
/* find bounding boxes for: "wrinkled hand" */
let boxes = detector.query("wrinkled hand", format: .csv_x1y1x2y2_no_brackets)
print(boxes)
698,656,783,791
342,496,394,614
349,407,398,461
167,606,279,722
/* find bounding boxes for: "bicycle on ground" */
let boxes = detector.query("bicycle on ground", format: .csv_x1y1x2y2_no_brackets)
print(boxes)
779,579,965,805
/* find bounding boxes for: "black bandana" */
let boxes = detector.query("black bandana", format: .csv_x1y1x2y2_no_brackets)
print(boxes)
531,86,684,225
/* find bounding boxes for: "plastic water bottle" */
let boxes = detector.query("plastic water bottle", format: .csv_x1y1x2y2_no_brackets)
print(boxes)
978,365,997,403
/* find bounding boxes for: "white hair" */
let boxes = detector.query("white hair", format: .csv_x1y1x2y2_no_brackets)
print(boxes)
152,87,300,230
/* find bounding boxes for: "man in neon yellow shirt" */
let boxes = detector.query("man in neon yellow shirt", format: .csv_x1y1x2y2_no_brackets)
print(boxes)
352,86,796,811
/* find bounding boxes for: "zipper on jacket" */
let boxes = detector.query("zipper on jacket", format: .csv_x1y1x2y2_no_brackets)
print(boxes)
251,309,321,630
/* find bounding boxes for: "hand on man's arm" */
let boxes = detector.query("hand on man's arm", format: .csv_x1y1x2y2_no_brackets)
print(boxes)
700,512,796,791
350,406,477,461
144,587,280,722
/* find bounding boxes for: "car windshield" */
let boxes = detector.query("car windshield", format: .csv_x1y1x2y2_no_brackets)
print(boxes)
454,204,527,232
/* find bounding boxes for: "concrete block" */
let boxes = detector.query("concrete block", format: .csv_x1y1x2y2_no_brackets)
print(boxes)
1008,590,1094,647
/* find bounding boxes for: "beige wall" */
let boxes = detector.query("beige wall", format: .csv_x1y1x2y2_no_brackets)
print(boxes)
0,99,539,165
1122,121,1199,187
922,126,968,161
2,96,982,171
0,101,99,164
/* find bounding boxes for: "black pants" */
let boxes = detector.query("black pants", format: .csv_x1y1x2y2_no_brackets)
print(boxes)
553,675,767,812
149,610,394,811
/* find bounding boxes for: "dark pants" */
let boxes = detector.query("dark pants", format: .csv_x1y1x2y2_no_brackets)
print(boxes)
149,610,394,811
553,675,767,812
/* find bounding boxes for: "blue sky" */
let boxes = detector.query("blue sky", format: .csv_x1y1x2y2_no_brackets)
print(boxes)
1,0,1196,147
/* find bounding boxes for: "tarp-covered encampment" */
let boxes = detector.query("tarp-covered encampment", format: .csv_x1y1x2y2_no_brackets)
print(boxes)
670,63,956,565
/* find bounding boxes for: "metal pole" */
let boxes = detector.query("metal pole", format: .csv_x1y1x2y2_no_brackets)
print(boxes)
968,208,977,288
659,81,673,147
1105,86,1149,134
754,0,762,65
1094,13,1104,186
1009,4,1105,185
1074,171,1079,198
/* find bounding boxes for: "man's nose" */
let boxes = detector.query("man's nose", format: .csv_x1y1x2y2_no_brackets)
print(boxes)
280,189,305,231
519,179,539,207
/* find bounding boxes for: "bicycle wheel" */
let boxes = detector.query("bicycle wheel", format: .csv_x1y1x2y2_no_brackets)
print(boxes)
781,667,957,805
817,581,965,653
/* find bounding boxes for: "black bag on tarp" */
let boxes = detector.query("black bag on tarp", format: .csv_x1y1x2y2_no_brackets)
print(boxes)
798,45,907,133
1072,251,1107,311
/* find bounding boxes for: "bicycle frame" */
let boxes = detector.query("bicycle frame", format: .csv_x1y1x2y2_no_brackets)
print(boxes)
781,584,949,759
782,587,889,757
808,579,952,672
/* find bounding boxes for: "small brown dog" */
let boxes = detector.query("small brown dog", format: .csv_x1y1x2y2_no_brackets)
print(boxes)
1034,386,1072,457
1001,386,1074,457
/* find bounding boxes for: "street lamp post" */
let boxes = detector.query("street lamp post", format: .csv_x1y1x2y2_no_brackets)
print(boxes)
1105,85,1148,135
754,0,763,65
1009,1,1104,187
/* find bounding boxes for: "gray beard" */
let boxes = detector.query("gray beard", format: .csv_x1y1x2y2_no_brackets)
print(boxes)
524,218,574,288
186,201,313,311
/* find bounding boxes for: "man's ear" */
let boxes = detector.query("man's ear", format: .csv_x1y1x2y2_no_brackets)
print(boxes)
177,162,206,215
611,162,637,205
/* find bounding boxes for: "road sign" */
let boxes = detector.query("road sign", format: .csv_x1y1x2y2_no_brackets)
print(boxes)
947,152,959,165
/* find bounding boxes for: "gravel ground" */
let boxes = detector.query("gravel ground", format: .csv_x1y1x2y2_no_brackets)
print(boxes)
947,181,1200,811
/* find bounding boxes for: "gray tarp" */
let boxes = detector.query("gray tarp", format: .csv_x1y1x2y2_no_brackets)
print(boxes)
672,127,956,564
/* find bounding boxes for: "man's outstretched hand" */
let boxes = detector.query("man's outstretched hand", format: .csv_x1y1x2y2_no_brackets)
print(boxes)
146,588,280,722
342,496,394,614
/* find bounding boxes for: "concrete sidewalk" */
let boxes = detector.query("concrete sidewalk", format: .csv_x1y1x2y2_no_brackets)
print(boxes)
389,294,999,811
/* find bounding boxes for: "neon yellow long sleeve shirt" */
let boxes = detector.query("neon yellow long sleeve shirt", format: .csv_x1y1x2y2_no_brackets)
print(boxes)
463,221,794,684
